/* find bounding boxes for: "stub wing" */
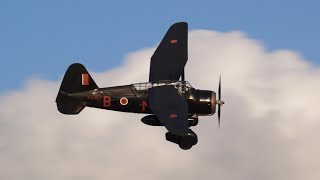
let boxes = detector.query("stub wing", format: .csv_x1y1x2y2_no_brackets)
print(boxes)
148,86,189,136
149,22,188,83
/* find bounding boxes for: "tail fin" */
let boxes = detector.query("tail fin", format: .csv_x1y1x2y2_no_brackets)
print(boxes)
56,63,98,114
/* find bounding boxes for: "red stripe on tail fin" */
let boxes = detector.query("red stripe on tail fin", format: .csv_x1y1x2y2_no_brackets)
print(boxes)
82,74,89,85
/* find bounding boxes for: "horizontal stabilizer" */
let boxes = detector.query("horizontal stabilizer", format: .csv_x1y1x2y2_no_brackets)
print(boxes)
56,91,86,114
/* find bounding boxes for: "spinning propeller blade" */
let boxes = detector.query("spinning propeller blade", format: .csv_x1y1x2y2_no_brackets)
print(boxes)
217,75,224,128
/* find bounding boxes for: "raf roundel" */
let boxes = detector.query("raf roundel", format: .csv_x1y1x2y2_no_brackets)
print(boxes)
120,97,128,106
170,39,178,44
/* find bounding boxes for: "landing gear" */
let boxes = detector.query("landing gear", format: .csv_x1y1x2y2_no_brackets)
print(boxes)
188,119,198,126
165,115,199,150
179,143,193,150
166,129,198,150
188,114,198,127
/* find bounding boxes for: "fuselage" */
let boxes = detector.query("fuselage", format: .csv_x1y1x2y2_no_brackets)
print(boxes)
70,81,216,116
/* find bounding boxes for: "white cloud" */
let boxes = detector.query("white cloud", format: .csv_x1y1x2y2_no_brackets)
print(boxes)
1,30,320,180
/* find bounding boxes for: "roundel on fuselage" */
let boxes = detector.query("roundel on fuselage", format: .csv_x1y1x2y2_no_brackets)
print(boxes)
120,97,128,106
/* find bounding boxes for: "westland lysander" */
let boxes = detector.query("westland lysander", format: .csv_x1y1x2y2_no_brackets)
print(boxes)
56,22,224,150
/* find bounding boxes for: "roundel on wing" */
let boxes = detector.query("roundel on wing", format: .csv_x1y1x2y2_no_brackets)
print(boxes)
120,97,128,106
170,39,178,44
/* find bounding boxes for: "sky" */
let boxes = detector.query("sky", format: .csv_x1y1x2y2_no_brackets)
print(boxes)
1,1,320,180
0,0,319,91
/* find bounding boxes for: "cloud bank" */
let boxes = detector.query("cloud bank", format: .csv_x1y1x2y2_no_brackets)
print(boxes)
1,30,320,180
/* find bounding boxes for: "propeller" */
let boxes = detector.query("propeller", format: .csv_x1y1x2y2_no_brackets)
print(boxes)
216,75,224,127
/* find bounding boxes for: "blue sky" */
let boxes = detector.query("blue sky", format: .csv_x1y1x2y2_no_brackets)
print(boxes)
0,0,319,92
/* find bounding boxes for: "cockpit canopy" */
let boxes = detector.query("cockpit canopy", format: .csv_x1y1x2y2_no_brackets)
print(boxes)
132,81,193,97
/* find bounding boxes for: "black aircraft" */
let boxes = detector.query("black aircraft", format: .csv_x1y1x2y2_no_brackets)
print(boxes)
56,22,225,150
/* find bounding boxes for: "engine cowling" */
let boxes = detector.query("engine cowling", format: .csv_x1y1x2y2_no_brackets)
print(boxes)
187,88,216,115
141,115,163,126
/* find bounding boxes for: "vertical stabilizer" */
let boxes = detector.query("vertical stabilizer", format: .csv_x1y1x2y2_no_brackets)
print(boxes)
56,63,98,114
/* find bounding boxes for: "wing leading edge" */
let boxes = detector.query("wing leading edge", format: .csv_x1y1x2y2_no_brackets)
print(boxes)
149,22,188,83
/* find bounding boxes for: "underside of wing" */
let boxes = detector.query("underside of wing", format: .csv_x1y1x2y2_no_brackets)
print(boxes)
149,22,188,83
148,86,189,136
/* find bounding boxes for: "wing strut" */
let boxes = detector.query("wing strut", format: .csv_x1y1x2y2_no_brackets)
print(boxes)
181,69,185,81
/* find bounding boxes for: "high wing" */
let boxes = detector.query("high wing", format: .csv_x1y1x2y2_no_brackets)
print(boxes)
149,22,188,83
148,86,189,136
